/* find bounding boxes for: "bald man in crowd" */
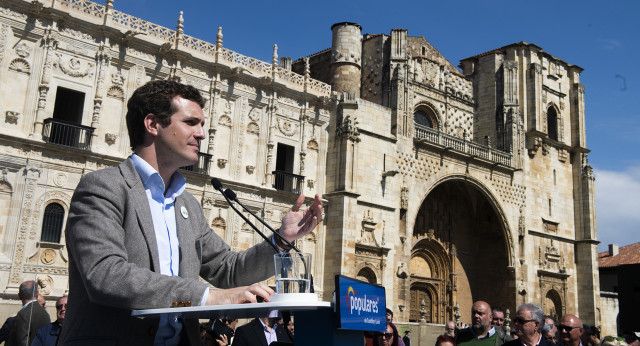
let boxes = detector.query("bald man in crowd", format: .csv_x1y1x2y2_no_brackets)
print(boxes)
457,301,507,346
558,314,583,346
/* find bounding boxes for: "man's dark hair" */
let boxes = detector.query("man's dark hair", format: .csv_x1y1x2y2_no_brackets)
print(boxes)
386,308,393,317
126,80,205,150
18,280,37,301
493,307,504,314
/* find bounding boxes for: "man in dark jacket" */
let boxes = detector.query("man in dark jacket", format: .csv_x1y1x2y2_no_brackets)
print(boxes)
32,296,67,346
232,316,293,346
6,280,51,346
502,304,555,346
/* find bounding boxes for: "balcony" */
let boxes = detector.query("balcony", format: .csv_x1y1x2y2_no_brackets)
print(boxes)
43,118,94,151
414,124,512,167
272,170,304,194
180,152,212,175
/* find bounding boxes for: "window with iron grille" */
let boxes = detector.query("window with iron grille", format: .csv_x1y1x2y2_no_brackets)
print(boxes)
41,203,65,243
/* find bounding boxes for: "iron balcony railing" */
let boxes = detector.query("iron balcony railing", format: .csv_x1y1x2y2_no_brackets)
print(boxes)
272,170,305,194
181,152,212,175
43,118,94,151
414,124,512,167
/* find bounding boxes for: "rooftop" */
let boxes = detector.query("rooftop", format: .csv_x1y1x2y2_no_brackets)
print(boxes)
598,242,640,268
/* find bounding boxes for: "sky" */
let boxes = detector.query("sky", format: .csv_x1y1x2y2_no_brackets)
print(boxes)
110,0,639,252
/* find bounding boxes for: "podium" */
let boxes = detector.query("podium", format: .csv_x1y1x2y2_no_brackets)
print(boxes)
132,299,363,345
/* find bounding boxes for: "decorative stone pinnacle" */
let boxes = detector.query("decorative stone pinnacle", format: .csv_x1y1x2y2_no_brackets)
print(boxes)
304,57,310,78
216,27,223,48
176,11,184,32
272,44,278,66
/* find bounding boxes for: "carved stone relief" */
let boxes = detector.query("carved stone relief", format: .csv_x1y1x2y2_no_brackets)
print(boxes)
5,111,19,124
54,53,95,78
277,118,299,137
9,58,30,74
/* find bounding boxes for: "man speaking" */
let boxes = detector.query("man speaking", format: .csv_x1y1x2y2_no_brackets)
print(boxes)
59,80,322,345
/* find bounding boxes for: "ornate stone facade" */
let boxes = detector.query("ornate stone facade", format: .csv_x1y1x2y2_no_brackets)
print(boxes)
0,1,600,329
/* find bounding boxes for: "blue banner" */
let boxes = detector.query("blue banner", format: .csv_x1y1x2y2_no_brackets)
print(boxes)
335,275,386,331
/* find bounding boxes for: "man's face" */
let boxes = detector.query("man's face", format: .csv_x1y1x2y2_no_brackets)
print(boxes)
559,316,583,346
492,311,505,327
56,296,67,323
513,308,539,339
151,96,205,171
446,322,456,337
386,312,392,322
377,324,393,346
36,293,46,309
471,302,492,333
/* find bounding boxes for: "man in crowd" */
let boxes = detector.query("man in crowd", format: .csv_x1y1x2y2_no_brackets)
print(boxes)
503,304,554,346
32,295,67,346
543,316,558,344
558,314,583,346
491,307,505,328
59,80,323,345
457,301,506,346
232,316,293,345
446,321,457,337
6,280,50,346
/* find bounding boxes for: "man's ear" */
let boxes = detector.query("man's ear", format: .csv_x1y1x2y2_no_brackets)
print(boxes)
143,113,160,137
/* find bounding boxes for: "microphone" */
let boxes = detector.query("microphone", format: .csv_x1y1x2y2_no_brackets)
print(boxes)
211,178,315,293
223,188,300,253
210,178,280,254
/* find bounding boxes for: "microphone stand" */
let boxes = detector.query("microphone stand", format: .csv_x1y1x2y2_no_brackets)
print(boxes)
211,180,280,254
211,178,315,293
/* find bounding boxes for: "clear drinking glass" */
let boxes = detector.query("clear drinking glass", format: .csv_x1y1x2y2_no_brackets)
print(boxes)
274,252,312,294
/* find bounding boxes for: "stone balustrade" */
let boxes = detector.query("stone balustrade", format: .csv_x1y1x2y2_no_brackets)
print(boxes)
414,125,512,167
56,0,331,96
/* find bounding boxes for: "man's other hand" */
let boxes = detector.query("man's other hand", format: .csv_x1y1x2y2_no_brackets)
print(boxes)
280,194,323,242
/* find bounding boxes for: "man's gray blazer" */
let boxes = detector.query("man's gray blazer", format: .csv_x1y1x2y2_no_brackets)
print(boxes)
58,159,276,345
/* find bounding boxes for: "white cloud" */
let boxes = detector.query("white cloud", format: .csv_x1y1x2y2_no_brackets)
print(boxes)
595,166,640,251
596,37,622,50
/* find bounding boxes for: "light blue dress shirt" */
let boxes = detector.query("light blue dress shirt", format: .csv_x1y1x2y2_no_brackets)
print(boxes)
130,154,185,345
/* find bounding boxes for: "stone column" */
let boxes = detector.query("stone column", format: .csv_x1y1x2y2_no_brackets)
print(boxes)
330,22,362,97
5,165,42,293
33,32,57,140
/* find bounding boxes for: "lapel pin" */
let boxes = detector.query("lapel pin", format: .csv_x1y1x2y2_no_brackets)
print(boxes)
180,206,189,219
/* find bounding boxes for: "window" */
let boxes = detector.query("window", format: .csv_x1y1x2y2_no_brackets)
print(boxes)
547,107,558,141
273,143,303,193
414,109,436,129
41,203,65,243
276,143,295,174
53,87,85,124
44,87,93,150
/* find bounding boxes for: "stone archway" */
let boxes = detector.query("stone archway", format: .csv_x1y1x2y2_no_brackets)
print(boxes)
411,177,514,323
356,266,377,284
544,289,563,321
409,236,450,323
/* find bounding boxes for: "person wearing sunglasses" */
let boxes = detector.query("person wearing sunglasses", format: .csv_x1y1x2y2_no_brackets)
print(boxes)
502,304,555,346
374,322,402,346
32,295,67,346
558,315,584,346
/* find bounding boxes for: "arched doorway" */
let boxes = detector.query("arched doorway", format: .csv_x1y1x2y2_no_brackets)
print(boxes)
409,238,449,323
357,266,377,284
411,178,513,323
544,289,563,321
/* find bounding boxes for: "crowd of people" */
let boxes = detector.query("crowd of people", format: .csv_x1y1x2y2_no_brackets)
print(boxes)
423,301,637,346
